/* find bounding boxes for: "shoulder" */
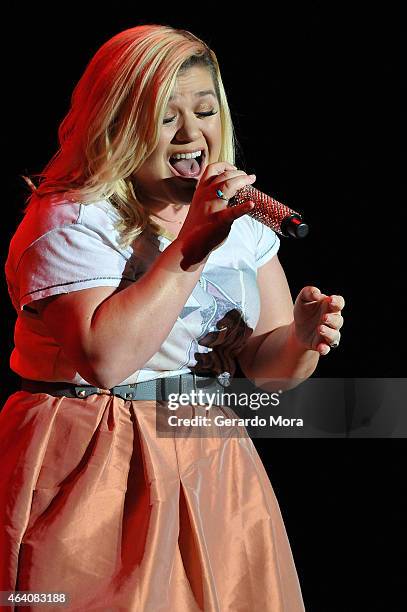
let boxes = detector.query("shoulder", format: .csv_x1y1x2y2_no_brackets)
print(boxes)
19,193,121,243
6,194,127,270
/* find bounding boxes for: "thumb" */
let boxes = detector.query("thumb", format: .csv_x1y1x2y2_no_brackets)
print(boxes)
297,286,324,303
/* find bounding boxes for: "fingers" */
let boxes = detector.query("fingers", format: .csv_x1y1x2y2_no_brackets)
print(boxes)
318,304,343,355
223,200,255,221
204,200,255,230
294,286,345,356
319,293,344,355
318,325,341,346
211,173,257,205
317,342,332,356
327,294,345,312
202,161,239,181
319,294,344,355
202,162,257,199
206,168,247,184
212,171,256,192
317,320,341,355
322,312,344,330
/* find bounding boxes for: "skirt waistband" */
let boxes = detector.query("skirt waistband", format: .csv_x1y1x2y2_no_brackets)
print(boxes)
20,372,232,401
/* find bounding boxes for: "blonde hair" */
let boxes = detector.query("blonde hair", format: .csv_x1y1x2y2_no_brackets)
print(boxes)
24,24,238,249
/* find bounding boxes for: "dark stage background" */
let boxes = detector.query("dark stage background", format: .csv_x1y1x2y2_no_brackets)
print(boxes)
2,4,406,611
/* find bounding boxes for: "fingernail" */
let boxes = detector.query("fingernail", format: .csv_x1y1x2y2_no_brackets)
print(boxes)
249,174,256,179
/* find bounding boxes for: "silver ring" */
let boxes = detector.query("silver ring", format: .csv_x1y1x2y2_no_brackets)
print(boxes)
216,189,229,201
330,340,340,349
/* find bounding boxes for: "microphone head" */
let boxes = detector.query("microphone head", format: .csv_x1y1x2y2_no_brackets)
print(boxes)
280,214,309,238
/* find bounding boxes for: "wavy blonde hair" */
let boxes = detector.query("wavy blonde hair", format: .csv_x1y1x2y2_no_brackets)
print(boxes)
24,24,239,249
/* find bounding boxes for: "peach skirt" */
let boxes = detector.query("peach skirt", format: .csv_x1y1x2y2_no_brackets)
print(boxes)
0,391,305,611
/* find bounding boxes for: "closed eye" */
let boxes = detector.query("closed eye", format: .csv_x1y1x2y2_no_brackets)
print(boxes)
163,111,218,125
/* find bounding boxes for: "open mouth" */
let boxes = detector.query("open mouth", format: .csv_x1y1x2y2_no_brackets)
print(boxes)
168,151,206,179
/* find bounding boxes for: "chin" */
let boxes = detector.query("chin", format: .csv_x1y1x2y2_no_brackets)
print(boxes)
174,186,196,205
163,175,198,197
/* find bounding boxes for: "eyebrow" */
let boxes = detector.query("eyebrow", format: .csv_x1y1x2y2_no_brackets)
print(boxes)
168,89,217,101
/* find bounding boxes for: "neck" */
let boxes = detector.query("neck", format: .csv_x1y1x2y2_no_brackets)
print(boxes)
149,203,189,224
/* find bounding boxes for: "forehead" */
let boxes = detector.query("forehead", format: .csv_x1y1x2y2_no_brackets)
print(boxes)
169,65,216,102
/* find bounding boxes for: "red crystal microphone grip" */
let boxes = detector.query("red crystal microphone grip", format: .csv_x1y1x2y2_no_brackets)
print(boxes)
228,185,309,238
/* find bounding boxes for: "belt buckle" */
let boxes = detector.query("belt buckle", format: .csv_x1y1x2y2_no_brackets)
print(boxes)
74,386,100,398
216,371,232,388
74,384,138,399
111,383,138,400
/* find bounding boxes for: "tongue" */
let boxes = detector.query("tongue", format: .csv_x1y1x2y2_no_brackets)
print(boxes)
172,158,201,177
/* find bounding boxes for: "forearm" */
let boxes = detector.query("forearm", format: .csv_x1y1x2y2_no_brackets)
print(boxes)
88,237,206,387
242,322,320,391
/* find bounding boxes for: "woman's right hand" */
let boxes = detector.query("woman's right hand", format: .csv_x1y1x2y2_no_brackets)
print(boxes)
177,162,257,269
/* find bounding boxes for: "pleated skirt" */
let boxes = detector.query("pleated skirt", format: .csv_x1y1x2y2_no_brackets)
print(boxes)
0,391,305,611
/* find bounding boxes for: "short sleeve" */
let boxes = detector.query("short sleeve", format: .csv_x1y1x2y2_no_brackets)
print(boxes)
254,220,280,268
17,223,131,311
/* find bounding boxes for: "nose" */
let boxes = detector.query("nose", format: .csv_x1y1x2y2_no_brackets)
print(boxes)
173,112,202,144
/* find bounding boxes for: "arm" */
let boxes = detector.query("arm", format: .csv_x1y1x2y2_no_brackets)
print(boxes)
35,236,207,389
34,163,256,389
237,255,344,391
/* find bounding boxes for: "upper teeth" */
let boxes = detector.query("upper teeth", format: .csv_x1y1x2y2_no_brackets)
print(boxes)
170,150,202,160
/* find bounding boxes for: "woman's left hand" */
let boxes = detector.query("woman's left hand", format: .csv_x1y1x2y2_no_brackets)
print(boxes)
293,286,345,355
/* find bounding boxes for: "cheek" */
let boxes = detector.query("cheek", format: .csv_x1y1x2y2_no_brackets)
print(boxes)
136,149,167,181
209,119,222,154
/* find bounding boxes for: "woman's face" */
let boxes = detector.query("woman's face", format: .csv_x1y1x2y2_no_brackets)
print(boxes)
133,65,222,212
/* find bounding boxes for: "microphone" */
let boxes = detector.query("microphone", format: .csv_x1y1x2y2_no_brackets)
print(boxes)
228,185,309,238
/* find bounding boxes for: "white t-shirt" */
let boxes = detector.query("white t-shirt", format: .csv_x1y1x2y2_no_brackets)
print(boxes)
5,194,280,385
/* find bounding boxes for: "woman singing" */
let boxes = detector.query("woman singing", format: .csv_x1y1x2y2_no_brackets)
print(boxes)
1,24,344,611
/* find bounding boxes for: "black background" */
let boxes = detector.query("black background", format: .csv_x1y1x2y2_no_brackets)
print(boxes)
2,3,406,610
